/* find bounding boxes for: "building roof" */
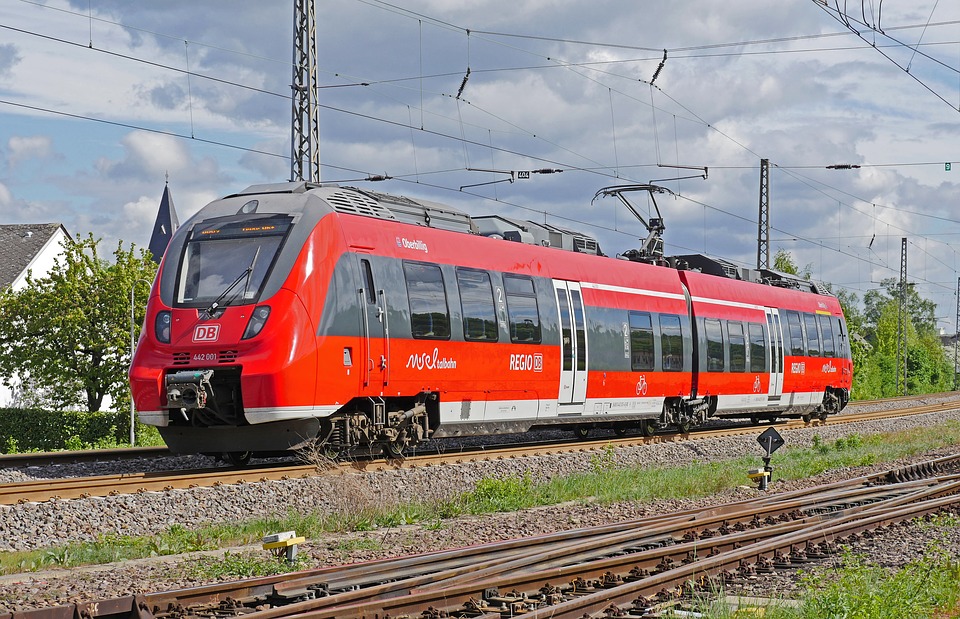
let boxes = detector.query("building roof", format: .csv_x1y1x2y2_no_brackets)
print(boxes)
0,223,70,289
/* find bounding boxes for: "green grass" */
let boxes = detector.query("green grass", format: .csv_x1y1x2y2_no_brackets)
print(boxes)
693,549,960,618
4,420,960,581
188,551,307,580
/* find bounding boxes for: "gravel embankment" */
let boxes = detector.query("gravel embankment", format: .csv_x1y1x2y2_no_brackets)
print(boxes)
2,396,959,611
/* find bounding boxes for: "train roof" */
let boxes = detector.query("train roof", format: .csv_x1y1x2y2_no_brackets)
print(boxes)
670,254,830,295
216,182,831,298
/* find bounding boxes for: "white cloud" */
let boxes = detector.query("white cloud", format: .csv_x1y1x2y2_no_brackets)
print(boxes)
0,0,959,318
7,135,53,166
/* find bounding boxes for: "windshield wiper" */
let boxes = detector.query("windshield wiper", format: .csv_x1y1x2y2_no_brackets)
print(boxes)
205,247,262,315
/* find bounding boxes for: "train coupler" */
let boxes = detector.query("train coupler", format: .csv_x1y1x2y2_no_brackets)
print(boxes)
165,369,215,411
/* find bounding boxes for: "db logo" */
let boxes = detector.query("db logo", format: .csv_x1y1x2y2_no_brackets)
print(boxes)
193,324,221,342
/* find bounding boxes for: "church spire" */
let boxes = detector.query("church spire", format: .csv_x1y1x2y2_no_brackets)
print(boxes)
148,179,179,264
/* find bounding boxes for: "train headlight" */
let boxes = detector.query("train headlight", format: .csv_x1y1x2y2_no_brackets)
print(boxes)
242,305,271,340
155,311,172,344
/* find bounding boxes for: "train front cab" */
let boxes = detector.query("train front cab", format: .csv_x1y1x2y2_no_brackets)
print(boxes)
131,191,348,459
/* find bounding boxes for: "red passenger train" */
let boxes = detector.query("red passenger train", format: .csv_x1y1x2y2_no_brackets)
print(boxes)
129,182,852,463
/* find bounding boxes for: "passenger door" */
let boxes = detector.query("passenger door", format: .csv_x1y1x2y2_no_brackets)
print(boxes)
554,280,588,408
765,308,784,403
357,256,389,390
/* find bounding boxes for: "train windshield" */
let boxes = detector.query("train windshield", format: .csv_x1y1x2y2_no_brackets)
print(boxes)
176,215,293,307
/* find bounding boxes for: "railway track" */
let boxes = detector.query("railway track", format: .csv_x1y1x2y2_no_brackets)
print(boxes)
0,445,169,468
12,453,960,619
2,399,955,505
0,392,935,471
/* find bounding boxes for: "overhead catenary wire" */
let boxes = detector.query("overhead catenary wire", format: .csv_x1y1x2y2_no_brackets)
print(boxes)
5,0,960,304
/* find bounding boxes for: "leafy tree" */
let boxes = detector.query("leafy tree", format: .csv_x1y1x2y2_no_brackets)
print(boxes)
0,235,157,412
854,279,951,398
863,278,938,340
772,248,812,279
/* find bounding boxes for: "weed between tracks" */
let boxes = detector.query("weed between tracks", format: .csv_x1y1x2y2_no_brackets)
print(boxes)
693,549,960,619
3,420,960,598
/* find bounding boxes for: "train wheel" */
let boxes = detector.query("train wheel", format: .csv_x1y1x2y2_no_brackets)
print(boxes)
677,421,691,434
574,426,590,439
641,421,657,437
801,413,812,423
224,451,251,467
614,426,628,437
383,441,404,459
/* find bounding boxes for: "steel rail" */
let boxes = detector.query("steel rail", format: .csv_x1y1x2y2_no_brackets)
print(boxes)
137,465,960,618
229,479,960,619
0,446,168,469
6,456,959,619
0,392,952,472
1,402,957,505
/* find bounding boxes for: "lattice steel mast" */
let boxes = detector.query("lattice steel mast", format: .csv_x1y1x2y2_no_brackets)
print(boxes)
896,237,908,395
757,158,770,270
290,0,320,183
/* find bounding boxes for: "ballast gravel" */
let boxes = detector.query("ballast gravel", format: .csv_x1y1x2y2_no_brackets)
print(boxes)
2,395,960,611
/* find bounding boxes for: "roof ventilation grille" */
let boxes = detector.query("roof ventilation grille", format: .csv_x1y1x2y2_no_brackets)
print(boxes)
326,191,397,220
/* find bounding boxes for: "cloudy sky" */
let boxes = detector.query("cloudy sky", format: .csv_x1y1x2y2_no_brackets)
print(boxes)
2,0,960,325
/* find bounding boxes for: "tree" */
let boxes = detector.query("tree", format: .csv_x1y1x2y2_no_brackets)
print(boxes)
863,278,938,340
854,278,951,398
0,235,158,412
772,248,812,279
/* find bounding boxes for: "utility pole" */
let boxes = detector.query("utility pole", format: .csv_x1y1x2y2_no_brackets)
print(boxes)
896,238,907,396
290,0,320,183
757,158,770,270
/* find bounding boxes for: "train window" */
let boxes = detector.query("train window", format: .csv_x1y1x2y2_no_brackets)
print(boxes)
177,215,292,306
629,312,655,371
571,289,587,371
503,275,541,343
660,315,683,372
748,323,766,372
704,318,724,372
361,259,376,304
819,314,835,357
557,290,573,371
456,269,498,342
403,262,450,339
835,316,851,359
803,313,821,357
785,311,805,356
728,321,746,372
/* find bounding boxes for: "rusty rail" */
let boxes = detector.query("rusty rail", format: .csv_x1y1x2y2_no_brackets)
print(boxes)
6,454,957,619
4,402,957,506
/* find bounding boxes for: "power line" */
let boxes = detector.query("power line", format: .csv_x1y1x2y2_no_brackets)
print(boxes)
6,1,960,300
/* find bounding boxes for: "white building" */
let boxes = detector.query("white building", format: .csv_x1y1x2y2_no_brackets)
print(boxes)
0,223,72,405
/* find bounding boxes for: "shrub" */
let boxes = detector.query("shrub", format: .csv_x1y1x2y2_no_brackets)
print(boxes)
0,407,134,452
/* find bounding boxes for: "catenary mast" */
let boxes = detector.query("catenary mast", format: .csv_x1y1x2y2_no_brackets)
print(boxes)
290,0,320,183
